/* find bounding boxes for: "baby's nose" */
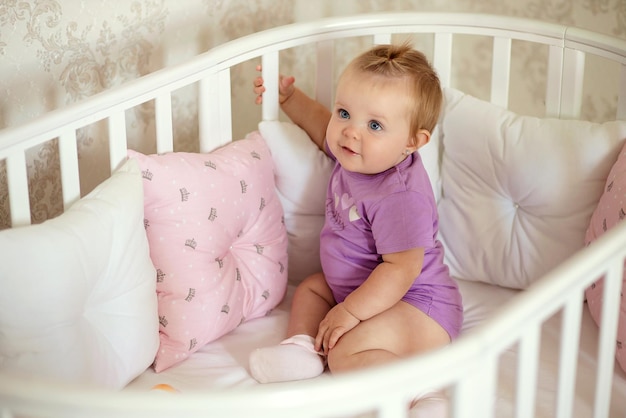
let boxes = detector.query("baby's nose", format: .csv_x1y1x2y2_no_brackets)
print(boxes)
343,124,360,139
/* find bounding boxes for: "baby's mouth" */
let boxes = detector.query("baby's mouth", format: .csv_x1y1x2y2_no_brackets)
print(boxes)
341,145,358,155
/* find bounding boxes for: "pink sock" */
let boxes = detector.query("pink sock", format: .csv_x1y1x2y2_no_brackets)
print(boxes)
249,334,326,383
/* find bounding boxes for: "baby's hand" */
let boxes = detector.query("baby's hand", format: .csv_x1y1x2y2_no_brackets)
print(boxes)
315,302,360,355
253,64,296,105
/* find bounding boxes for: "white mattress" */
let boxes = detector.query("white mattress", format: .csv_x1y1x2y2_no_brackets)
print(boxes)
125,279,626,417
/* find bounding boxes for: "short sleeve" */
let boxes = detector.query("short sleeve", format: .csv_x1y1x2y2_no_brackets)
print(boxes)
369,190,435,254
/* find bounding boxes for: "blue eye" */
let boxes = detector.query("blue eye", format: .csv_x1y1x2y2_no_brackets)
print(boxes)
369,120,382,131
338,109,349,119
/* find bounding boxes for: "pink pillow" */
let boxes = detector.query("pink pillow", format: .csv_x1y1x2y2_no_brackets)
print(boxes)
128,132,288,372
585,141,626,373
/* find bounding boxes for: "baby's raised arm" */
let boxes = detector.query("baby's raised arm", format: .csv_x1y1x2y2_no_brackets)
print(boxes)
253,65,331,151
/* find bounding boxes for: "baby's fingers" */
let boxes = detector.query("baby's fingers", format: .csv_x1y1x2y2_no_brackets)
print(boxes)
314,325,327,353
326,327,345,351
253,84,266,96
252,76,266,104
252,76,265,91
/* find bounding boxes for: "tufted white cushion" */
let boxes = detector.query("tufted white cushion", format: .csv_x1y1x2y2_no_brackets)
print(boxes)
129,132,288,372
438,88,626,289
0,159,159,389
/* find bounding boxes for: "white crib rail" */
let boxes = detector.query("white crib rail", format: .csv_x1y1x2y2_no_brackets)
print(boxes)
1,12,625,418
0,219,624,418
1,13,625,227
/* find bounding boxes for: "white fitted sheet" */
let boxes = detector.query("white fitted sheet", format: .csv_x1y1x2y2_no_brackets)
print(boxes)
125,279,626,417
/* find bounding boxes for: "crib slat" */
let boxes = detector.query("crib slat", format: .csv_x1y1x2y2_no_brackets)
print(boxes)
262,51,280,121
546,45,565,118
433,33,452,88
198,74,216,152
377,395,408,418
618,63,626,120
6,153,31,227
218,69,233,145
315,40,334,111
559,48,585,119
452,357,497,418
593,260,622,418
555,293,584,418
155,93,174,154
108,111,128,172
58,130,81,210
516,325,541,418
198,69,232,153
490,37,512,108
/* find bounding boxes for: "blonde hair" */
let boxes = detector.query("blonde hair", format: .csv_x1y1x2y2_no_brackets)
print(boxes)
344,43,442,141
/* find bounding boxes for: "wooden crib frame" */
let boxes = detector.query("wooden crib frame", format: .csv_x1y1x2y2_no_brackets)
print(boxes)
1,12,626,418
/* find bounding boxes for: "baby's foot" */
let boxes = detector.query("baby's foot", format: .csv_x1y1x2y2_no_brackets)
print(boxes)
249,334,326,383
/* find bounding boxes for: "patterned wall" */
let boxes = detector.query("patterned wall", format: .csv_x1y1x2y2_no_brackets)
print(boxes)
1,0,625,227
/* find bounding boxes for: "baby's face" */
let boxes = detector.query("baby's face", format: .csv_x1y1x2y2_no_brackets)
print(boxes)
326,70,414,175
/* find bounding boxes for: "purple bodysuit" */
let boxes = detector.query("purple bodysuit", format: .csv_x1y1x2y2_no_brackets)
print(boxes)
320,148,463,339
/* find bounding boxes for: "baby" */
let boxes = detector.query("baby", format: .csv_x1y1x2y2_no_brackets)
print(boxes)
249,44,463,402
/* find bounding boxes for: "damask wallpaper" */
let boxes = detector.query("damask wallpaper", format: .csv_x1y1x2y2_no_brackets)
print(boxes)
1,0,625,228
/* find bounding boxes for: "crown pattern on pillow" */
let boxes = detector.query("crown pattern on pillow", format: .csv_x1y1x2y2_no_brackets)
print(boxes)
129,132,288,372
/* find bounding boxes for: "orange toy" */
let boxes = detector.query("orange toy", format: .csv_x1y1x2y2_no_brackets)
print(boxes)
151,383,179,393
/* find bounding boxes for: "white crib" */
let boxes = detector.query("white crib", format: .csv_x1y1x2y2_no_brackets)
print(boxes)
1,12,626,418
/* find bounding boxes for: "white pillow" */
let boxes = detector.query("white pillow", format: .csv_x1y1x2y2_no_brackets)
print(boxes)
420,125,443,203
259,121,333,284
259,120,333,216
438,88,626,289
0,159,159,389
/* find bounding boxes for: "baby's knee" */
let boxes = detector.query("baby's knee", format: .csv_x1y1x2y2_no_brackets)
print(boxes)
326,341,359,374
326,346,348,374
326,337,401,374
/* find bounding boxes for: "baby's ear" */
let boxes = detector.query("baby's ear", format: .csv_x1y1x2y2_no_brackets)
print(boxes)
411,129,431,151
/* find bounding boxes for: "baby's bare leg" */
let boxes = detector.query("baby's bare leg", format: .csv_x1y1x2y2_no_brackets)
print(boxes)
327,301,449,373
249,273,335,383
288,272,336,337
327,302,451,416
